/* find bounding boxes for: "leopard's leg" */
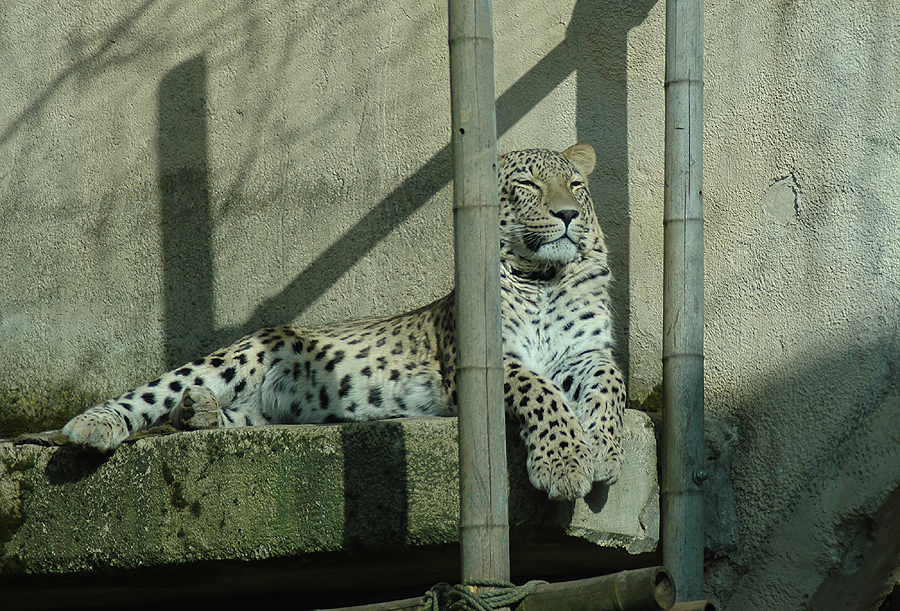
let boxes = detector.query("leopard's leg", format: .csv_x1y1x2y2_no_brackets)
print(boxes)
63,329,279,451
504,362,594,501
553,358,625,485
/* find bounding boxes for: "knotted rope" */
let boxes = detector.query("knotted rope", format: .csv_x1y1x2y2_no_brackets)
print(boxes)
422,579,546,611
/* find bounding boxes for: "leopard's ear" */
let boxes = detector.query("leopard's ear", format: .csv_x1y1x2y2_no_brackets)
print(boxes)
562,143,596,177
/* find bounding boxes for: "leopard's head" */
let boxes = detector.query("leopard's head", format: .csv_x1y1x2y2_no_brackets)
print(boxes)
498,143,604,275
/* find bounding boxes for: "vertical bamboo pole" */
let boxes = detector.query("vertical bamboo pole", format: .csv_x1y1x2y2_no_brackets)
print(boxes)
662,0,705,601
448,0,509,582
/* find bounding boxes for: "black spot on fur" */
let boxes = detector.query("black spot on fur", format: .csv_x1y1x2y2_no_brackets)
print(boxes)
221,367,237,384
325,350,345,372
338,375,352,398
141,393,156,405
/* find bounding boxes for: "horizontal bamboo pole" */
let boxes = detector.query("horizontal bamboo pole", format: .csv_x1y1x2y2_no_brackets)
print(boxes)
517,567,675,611
318,567,677,611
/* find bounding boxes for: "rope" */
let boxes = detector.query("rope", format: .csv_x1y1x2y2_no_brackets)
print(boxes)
422,579,546,611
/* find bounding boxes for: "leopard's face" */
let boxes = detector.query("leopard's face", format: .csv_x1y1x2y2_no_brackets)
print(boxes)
498,144,601,270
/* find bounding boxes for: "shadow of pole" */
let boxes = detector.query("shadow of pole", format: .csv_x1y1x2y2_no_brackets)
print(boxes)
158,55,215,368
341,421,409,550
572,0,660,373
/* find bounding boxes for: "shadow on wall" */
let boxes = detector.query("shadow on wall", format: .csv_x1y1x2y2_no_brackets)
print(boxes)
0,0,659,372
173,0,660,374
158,55,216,368
706,333,900,608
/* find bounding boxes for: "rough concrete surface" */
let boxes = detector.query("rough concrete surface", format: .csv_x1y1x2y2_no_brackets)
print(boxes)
3,0,900,608
0,411,657,609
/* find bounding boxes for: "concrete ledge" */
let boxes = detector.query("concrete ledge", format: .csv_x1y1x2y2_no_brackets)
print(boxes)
0,410,657,609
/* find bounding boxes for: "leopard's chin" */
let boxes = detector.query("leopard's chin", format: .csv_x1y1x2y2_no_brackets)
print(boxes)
534,237,578,264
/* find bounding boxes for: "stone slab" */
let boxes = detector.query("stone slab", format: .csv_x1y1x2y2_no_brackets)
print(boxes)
0,410,657,608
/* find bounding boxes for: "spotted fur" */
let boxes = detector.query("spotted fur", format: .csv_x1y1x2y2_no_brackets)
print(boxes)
63,143,625,500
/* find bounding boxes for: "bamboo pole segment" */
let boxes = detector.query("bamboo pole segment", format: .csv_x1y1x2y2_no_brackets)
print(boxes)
516,567,676,611
447,0,509,583
661,0,706,602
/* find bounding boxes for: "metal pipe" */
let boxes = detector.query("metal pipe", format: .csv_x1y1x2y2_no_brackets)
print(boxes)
662,0,706,601
448,0,509,582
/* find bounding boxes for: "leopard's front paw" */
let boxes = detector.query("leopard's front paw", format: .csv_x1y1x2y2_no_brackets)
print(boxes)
170,387,220,430
525,436,595,501
62,406,130,452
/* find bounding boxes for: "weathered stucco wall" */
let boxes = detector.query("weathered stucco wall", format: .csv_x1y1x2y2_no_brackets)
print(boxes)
626,2,900,607
2,0,900,608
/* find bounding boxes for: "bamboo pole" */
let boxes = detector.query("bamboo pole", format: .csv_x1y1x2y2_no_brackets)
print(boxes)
662,0,706,602
319,567,677,611
447,0,508,583
516,567,676,611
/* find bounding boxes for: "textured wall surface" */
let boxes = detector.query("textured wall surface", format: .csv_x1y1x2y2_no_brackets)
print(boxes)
2,0,900,608
699,3,900,608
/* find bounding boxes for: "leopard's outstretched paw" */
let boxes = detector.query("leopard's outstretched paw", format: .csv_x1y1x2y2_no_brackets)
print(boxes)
62,406,130,452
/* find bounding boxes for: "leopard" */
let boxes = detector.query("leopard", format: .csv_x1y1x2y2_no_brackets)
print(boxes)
62,143,626,501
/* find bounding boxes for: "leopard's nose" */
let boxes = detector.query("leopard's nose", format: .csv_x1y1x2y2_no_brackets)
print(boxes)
552,209,579,228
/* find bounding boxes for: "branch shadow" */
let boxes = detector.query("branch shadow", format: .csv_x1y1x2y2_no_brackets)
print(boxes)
214,0,659,348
